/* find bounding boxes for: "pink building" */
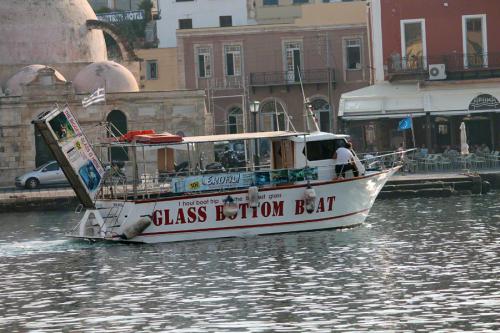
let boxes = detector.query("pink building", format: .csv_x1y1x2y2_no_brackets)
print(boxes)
340,0,500,152
177,23,369,143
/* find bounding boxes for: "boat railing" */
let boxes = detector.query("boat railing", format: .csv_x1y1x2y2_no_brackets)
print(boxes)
357,148,416,170
95,151,409,201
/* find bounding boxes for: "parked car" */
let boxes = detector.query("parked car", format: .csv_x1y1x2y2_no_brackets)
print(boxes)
15,161,69,189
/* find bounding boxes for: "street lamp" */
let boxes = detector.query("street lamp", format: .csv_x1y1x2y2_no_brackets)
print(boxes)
249,101,260,168
249,101,260,132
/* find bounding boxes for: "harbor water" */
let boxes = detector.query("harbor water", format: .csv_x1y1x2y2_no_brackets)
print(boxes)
0,193,499,332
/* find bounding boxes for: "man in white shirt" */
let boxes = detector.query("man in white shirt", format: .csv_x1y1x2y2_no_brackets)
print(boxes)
333,142,358,178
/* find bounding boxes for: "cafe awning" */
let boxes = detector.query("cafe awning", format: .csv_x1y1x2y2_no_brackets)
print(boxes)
339,82,500,120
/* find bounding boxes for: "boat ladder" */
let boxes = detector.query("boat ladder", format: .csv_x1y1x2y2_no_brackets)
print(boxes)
102,203,125,237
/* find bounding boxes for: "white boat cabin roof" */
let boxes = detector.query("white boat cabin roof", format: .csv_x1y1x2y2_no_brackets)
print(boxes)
289,131,349,142
181,131,305,143
99,131,349,148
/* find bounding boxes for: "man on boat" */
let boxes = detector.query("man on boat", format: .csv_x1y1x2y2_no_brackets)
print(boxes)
333,142,358,179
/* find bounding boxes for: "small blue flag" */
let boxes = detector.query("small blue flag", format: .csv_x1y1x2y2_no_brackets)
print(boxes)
398,117,412,131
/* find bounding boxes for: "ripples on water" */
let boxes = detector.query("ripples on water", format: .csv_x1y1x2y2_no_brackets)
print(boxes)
0,193,499,332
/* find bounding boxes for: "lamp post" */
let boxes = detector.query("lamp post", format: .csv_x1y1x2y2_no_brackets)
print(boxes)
249,101,260,168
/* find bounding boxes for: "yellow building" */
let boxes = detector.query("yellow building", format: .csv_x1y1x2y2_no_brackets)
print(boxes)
136,48,179,91
254,0,367,26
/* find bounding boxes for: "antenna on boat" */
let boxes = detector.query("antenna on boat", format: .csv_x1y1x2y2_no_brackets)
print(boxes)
297,68,320,134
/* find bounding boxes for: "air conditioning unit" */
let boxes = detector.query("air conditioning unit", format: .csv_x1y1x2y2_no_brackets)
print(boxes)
428,64,447,80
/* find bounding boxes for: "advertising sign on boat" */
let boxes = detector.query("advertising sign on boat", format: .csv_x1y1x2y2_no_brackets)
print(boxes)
171,167,319,193
45,106,105,200
173,172,254,192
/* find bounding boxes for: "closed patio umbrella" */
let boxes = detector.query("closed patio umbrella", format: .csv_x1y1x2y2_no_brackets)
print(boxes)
460,122,469,155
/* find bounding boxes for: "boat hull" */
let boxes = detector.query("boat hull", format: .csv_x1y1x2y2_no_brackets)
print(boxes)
71,168,397,243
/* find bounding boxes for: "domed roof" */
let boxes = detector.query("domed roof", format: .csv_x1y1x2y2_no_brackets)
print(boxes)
73,61,139,94
4,65,67,96
0,0,107,65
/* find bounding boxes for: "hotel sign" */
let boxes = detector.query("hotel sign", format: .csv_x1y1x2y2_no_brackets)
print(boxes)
97,10,145,23
469,94,500,111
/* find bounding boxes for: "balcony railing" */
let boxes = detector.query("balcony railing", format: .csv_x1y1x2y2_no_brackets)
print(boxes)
387,53,500,81
249,68,335,87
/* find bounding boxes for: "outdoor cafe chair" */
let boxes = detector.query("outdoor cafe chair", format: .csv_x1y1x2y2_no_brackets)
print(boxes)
470,153,487,169
423,154,439,171
457,154,472,170
436,154,452,170
487,151,499,168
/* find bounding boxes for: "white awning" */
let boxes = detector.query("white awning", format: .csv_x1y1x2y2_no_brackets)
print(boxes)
182,131,306,143
97,131,307,149
339,82,500,120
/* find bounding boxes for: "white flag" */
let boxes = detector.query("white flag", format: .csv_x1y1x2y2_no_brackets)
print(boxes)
82,88,105,108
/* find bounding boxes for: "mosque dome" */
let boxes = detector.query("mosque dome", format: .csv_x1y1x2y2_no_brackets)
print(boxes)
4,65,67,96
0,0,107,65
73,61,139,94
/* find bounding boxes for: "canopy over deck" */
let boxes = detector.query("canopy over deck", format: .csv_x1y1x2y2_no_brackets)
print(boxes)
97,131,306,148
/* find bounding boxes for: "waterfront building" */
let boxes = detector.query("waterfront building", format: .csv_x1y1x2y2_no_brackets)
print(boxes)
339,0,500,152
0,0,210,186
176,1,369,143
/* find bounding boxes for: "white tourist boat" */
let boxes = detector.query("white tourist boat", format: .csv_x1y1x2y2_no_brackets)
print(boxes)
33,105,401,244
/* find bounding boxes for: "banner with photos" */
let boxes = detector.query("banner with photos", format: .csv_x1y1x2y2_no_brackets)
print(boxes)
46,106,105,200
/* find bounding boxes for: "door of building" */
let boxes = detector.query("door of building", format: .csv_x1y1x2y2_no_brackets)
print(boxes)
465,116,491,147
107,110,128,162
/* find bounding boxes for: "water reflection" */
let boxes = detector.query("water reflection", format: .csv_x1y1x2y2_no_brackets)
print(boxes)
0,193,498,332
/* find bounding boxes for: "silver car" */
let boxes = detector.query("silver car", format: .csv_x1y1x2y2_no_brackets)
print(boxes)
15,161,69,189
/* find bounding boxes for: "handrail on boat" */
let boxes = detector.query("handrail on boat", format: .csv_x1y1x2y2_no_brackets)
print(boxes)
94,150,408,201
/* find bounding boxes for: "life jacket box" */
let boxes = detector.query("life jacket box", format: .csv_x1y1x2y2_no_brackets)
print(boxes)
134,133,183,144
119,130,156,142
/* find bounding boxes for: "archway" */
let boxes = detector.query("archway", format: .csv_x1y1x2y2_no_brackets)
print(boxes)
259,99,286,132
107,110,128,162
310,98,331,132
86,20,139,61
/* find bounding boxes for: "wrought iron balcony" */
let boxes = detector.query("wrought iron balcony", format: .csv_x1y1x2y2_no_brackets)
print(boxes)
249,68,335,87
386,53,500,81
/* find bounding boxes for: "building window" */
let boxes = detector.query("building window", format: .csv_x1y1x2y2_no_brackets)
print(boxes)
224,45,242,76
227,107,243,134
284,41,302,82
400,19,426,69
310,98,331,132
219,16,232,27
345,39,361,70
179,18,192,29
293,0,309,4
462,15,487,68
263,0,279,5
260,100,286,132
196,47,212,78
146,60,158,80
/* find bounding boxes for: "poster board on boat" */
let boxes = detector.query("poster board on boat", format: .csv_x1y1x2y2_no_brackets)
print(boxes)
33,105,105,208
172,172,254,193
172,167,319,193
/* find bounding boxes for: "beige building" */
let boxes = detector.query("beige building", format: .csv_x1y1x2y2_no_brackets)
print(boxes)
136,48,179,91
253,0,367,25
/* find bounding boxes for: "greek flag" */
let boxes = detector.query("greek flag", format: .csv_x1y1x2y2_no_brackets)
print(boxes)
82,88,105,108
398,117,412,131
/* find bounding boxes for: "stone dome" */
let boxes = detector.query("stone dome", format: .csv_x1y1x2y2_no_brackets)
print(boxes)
4,65,67,96
73,61,139,94
0,0,107,65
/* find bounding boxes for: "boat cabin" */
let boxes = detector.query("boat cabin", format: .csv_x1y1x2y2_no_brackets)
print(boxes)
97,130,359,200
